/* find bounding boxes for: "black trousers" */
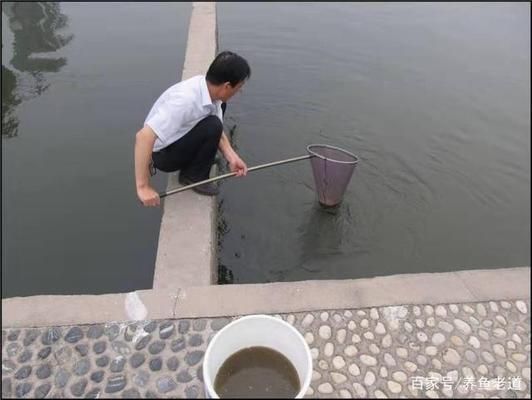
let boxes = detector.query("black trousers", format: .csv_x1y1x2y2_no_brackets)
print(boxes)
152,103,226,181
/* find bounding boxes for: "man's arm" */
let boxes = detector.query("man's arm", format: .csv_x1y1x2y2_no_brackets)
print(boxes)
135,125,160,206
218,131,248,176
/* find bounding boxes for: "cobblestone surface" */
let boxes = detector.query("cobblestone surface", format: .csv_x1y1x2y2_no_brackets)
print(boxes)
2,300,530,398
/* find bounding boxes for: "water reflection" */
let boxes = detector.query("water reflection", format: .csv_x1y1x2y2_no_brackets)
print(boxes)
1,64,20,138
217,199,234,284
1,2,73,138
297,204,349,273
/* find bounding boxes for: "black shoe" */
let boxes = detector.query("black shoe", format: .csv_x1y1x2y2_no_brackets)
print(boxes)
179,173,219,196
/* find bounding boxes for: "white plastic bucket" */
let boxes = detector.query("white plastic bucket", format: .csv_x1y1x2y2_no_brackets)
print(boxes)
202,314,312,398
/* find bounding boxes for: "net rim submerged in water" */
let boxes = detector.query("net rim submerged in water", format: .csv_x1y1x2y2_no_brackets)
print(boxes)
306,144,359,207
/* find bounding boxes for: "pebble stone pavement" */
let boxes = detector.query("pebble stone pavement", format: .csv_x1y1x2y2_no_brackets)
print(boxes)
2,299,530,398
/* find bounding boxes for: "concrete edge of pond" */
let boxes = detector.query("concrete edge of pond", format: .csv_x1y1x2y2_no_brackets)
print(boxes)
152,1,218,290
2,266,529,328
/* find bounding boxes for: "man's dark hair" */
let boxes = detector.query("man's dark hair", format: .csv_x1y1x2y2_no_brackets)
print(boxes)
206,51,251,87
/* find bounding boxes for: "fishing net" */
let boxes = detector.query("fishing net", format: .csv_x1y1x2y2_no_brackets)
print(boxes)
307,144,359,208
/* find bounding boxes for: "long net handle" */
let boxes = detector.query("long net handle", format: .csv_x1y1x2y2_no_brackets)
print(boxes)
160,154,313,198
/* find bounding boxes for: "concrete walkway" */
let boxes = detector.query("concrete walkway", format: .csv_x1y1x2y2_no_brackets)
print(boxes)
2,299,530,398
2,267,530,398
153,1,219,290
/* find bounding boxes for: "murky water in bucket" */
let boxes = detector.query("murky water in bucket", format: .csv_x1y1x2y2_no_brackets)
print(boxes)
214,346,300,398
307,144,359,208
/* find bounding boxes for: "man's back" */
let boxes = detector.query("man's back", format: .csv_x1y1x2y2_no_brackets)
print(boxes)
145,75,222,152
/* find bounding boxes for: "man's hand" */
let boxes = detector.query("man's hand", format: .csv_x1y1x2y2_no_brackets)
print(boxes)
228,154,248,177
137,185,160,207
219,132,248,177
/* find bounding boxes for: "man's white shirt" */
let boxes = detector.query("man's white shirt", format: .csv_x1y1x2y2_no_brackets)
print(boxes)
145,75,223,152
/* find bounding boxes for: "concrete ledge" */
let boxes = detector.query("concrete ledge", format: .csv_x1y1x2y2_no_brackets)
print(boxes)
454,266,531,299
153,2,218,289
174,266,531,318
1,289,178,329
181,2,217,81
3,267,529,328
153,175,217,289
